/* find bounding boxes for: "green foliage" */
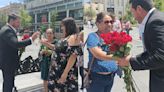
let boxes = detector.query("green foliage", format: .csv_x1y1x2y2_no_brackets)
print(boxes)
123,3,137,25
40,24,47,34
50,10,58,30
122,44,136,92
19,8,32,28
0,13,7,27
113,43,136,92
122,67,136,92
153,0,164,11
84,7,96,20
123,0,164,24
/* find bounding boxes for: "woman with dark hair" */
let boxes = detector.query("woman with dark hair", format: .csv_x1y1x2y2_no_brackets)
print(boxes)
46,17,83,92
61,17,79,37
86,12,119,92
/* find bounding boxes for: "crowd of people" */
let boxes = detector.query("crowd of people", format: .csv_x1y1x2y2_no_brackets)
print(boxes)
0,13,84,92
0,0,164,92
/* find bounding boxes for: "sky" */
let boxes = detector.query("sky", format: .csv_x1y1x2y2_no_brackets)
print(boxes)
0,0,21,8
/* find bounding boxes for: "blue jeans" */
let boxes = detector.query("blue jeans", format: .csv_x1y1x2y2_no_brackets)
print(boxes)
87,72,115,92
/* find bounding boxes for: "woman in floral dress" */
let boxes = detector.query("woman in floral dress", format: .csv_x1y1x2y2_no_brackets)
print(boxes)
46,17,83,92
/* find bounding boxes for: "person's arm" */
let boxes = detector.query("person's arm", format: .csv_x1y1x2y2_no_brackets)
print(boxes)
57,53,77,84
40,39,55,50
87,33,116,61
130,19,164,70
2,28,39,49
2,29,31,49
57,35,79,84
89,47,113,60
43,42,55,50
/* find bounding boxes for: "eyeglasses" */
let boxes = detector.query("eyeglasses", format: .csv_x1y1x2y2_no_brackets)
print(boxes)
103,20,114,24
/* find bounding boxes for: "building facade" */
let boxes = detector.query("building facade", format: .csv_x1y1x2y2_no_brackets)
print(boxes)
0,3,24,28
0,3,24,15
84,2,104,21
24,0,83,38
92,0,128,17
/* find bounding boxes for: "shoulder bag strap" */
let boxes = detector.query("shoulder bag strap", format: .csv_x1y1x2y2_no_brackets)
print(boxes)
87,57,94,75
86,31,100,75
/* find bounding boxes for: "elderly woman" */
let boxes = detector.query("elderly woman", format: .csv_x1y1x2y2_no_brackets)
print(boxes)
86,12,119,92
40,28,57,92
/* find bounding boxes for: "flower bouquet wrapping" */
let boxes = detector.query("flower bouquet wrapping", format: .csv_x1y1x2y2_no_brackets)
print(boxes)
100,31,136,92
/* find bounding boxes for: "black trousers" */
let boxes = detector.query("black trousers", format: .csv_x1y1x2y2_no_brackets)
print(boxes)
2,68,15,92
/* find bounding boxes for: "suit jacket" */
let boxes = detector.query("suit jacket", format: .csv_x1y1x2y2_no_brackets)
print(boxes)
130,10,164,92
0,24,32,70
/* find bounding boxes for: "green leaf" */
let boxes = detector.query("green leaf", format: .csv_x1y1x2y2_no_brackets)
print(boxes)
119,46,124,52
124,47,131,55
126,44,132,48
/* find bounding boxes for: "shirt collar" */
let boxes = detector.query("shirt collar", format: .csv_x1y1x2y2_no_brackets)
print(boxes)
141,7,156,25
7,23,17,33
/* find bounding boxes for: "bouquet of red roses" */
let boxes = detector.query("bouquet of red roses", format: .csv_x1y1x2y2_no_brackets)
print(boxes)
100,31,136,92
100,31,132,57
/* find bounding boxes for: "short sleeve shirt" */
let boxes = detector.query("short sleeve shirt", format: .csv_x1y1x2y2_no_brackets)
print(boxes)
87,32,118,73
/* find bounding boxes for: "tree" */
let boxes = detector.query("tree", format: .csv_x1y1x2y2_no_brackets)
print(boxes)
123,3,137,24
0,13,7,28
153,0,164,11
123,0,164,24
50,10,58,30
84,6,96,20
19,8,32,28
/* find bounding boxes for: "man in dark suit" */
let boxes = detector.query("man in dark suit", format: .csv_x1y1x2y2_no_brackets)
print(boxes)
0,14,40,92
118,0,164,92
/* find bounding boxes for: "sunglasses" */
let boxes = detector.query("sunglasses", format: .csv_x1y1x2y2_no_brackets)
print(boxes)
46,32,53,34
103,20,114,24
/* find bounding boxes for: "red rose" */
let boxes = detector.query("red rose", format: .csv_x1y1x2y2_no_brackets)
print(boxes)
22,34,30,40
100,31,132,57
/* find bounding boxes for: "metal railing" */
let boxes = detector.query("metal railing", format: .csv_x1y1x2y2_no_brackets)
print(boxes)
15,56,40,75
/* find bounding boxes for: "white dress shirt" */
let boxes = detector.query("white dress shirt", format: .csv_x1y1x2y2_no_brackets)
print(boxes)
139,8,156,50
7,23,17,33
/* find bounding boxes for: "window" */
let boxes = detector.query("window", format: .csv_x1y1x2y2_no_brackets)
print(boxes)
75,2,82,7
69,9,83,20
55,27,60,33
67,4,74,8
37,12,48,23
57,5,66,10
107,8,114,14
56,11,66,21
